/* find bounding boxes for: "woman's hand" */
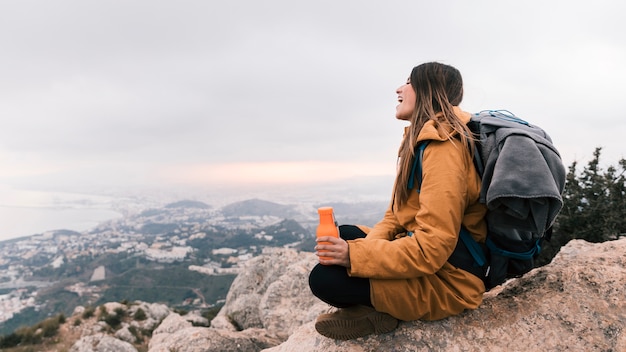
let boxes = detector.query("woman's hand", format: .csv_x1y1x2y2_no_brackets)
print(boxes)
315,236,351,268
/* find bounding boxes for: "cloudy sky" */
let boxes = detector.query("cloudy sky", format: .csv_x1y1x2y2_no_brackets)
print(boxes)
1,0,624,199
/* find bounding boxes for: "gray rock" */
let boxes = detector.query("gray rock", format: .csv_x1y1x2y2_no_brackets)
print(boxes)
73,305,86,316
263,239,626,352
214,248,326,337
258,253,329,339
70,333,138,352
114,326,136,344
127,301,170,322
148,327,281,352
152,313,192,335
208,314,237,331
184,311,210,327
69,239,626,352
101,302,126,314
81,321,108,336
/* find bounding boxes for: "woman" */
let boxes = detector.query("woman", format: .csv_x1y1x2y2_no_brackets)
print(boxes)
308,62,488,340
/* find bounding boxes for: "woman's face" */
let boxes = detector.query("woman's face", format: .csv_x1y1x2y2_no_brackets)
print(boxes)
395,78,415,121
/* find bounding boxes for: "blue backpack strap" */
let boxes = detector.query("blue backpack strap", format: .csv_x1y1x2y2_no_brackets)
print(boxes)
486,237,541,260
408,141,430,193
410,140,488,270
459,227,487,267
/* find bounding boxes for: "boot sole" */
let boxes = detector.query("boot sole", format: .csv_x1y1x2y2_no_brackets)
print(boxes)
315,310,398,340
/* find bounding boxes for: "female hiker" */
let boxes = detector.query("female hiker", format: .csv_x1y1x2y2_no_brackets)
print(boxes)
308,62,488,340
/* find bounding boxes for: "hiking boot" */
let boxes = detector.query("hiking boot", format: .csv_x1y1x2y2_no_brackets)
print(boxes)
314,305,399,340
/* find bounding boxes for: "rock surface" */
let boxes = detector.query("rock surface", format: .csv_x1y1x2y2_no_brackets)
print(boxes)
70,333,138,352
67,239,626,352
263,239,626,352
149,327,281,352
210,248,327,340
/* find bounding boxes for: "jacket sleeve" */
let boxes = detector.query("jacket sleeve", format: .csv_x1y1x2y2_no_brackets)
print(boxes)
364,201,404,240
347,140,469,279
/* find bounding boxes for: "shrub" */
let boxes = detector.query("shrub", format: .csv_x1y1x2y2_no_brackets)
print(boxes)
114,307,126,318
538,148,626,266
556,147,626,242
202,305,223,323
15,326,40,345
0,332,21,348
134,308,147,321
104,314,122,329
39,317,60,338
174,308,188,316
98,305,107,317
128,325,144,344
82,306,95,319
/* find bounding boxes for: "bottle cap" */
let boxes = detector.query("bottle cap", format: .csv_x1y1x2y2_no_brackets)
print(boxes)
317,206,333,215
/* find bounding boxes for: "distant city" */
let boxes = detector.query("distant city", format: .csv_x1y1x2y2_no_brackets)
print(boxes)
0,196,386,335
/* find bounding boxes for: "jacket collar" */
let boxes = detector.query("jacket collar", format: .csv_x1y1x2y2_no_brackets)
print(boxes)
414,106,470,143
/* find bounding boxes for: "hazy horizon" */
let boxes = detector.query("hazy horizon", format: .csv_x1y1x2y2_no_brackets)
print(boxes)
1,1,624,230
0,174,395,241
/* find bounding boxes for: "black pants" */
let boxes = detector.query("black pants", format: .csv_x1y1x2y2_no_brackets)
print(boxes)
308,225,372,308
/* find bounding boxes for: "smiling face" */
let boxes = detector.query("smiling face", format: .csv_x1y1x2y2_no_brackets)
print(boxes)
395,78,416,121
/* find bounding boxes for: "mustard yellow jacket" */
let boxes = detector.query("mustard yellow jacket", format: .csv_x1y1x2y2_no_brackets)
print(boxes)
347,107,487,321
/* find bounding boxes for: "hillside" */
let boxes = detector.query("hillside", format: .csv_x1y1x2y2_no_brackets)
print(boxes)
220,198,301,218
0,198,386,336
1,239,624,351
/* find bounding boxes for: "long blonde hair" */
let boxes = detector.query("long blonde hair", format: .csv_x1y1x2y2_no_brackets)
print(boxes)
393,62,475,206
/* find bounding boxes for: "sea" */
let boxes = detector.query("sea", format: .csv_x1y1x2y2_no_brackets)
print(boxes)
0,176,396,243
0,186,124,243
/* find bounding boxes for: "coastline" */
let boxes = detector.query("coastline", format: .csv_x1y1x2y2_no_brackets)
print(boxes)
0,206,122,243
0,185,128,243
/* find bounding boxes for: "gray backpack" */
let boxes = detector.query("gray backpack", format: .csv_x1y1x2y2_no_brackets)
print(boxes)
411,110,567,289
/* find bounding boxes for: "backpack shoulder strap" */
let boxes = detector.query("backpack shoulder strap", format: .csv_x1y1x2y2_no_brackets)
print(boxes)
407,141,430,193
409,137,488,276
409,138,482,192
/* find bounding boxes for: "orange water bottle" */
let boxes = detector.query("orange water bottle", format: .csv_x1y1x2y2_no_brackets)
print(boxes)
316,206,340,262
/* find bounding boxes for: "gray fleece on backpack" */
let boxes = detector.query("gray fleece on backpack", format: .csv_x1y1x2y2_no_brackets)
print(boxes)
474,113,567,241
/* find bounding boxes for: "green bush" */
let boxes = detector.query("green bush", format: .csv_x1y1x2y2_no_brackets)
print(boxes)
557,147,626,242
114,307,126,318
134,308,147,321
174,308,188,316
98,305,107,316
96,307,126,330
82,306,95,319
104,314,122,329
0,314,67,347
202,305,223,323
538,148,626,266
16,326,41,345
0,332,21,348
128,325,144,344
39,316,61,338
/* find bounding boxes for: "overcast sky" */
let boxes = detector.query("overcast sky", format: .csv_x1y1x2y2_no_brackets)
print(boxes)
1,0,625,199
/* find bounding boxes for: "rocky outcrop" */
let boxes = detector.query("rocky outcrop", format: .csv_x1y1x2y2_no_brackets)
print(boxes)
148,313,281,351
264,239,626,352
69,301,174,352
149,326,281,352
146,248,325,351
70,333,138,352
210,248,327,339
68,248,325,352
68,239,626,352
